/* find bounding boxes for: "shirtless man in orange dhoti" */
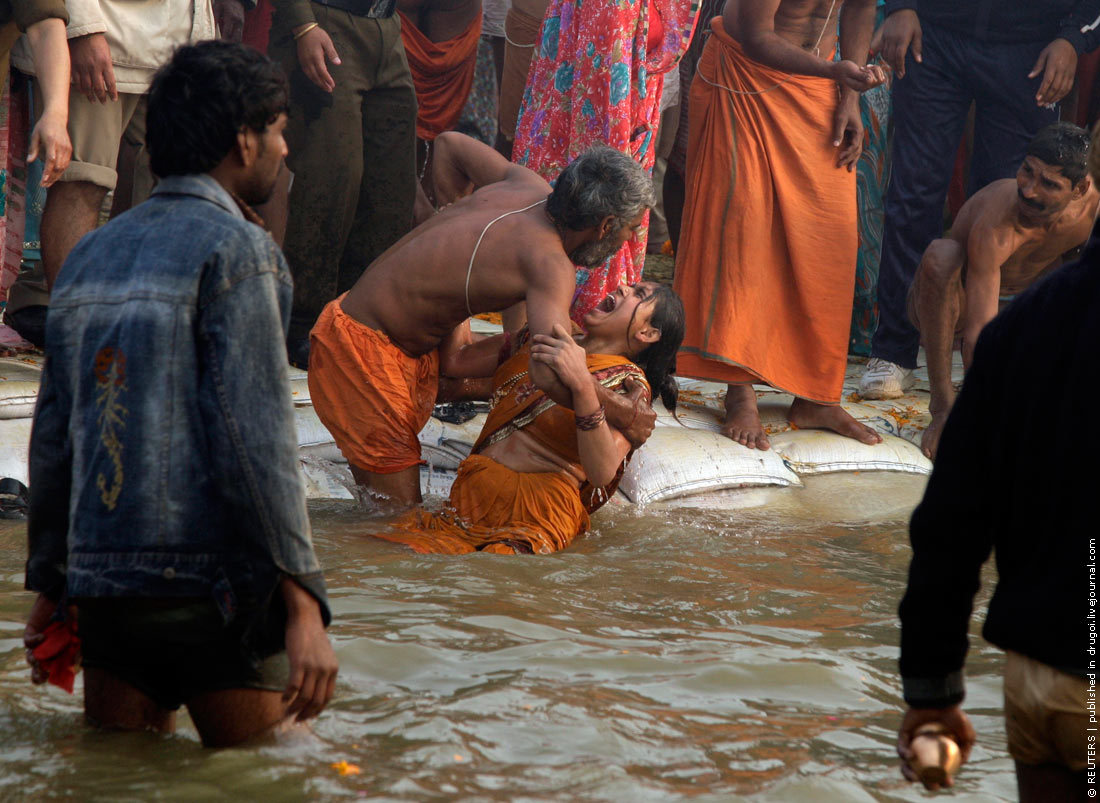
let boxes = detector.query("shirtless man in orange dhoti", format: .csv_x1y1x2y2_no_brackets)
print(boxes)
909,123,1098,460
308,132,656,510
673,0,886,450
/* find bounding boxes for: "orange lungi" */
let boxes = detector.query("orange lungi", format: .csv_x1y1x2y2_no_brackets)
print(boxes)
399,12,482,141
308,296,438,474
673,19,857,404
376,454,591,554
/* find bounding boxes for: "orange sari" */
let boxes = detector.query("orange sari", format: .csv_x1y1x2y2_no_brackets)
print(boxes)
373,345,648,555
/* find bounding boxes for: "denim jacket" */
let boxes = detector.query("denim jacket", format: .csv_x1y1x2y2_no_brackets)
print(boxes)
26,174,330,627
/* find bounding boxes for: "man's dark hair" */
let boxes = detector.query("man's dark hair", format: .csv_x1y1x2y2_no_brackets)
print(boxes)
1026,122,1090,185
631,284,685,412
547,145,655,231
147,41,289,179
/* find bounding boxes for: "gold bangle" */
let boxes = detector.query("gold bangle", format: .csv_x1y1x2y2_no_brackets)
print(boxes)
293,22,319,40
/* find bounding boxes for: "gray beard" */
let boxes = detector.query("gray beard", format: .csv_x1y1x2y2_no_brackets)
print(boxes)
569,234,622,268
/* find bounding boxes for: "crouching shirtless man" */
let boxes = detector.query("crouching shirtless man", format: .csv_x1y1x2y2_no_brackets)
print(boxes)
307,132,657,511
912,122,1098,459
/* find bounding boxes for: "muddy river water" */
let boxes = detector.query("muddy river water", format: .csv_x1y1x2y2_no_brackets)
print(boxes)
0,474,1012,801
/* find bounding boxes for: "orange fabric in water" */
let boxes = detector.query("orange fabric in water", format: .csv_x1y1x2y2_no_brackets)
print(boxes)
399,11,483,141
308,296,439,474
673,19,857,404
376,454,591,554
374,346,648,554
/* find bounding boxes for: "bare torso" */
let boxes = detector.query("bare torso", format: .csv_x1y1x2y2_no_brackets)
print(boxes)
950,179,1099,295
340,177,574,356
481,431,586,486
722,0,842,57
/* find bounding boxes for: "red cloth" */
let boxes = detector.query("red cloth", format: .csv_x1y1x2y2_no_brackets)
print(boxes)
32,619,80,694
242,0,274,53
399,12,483,140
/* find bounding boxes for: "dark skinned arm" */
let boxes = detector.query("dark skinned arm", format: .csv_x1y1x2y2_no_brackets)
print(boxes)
733,0,884,90
833,0,878,168
430,131,548,207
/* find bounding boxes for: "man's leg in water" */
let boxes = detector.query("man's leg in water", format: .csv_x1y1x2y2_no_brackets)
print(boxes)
911,238,966,459
187,689,296,749
350,464,422,512
84,668,177,734
722,383,770,451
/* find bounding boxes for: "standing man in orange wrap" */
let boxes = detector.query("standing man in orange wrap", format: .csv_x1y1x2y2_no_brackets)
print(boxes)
673,0,885,450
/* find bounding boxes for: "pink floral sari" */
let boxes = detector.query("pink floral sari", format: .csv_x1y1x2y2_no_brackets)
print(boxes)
513,0,699,321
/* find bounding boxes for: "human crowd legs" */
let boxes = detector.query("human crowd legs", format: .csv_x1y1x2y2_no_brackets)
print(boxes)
271,8,417,360
870,23,1057,372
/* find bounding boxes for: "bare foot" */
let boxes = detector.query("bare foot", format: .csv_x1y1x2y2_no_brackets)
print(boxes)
788,398,883,445
920,412,947,460
721,384,770,450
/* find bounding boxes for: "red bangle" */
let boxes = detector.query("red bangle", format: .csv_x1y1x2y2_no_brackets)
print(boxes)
575,405,606,431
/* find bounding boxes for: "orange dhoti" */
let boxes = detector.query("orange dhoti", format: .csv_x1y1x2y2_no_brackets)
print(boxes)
399,12,483,141
308,297,439,474
673,19,857,404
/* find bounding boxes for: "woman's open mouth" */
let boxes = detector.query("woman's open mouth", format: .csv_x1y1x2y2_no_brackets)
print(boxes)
597,293,617,313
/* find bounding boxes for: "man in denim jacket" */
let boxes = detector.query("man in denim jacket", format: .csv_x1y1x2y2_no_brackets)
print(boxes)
22,41,338,748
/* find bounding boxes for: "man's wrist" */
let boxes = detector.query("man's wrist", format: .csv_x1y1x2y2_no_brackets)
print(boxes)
1053,32,1084,56
902,670,966,708
280,576,323,621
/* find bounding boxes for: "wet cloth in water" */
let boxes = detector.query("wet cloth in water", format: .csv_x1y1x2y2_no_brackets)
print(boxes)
399,11,483,141
512,0,699,321
374,346,647,554
308,296,439,474
673,20,856,404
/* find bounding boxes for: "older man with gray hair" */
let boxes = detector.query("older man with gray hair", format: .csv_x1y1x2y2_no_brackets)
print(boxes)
307,132,658,511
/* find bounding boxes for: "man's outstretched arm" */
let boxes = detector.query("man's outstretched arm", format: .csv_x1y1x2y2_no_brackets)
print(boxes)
430,132,548,206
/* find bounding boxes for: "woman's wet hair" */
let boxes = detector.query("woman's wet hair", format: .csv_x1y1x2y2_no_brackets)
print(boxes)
629,284,685,412
1027,121,1090,185
547,145,656,232
147,41,289,179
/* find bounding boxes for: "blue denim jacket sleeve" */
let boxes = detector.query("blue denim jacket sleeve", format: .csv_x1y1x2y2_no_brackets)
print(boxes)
197,235,331,624
25,359,72,600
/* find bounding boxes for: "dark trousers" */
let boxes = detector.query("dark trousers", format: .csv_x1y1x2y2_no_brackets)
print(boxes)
270,7,418,345
871,23,1057,369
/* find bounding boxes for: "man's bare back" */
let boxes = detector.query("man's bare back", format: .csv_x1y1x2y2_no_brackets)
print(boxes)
341,176,574,357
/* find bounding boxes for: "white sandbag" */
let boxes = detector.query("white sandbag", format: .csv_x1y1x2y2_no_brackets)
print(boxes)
0,358,42,420
418,412,486,471
619,426,801,505
770,429,931,476
288,367,311,406
0,417,32,484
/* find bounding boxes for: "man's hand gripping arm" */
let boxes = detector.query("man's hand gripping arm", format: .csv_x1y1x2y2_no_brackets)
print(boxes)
524,265,656,448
